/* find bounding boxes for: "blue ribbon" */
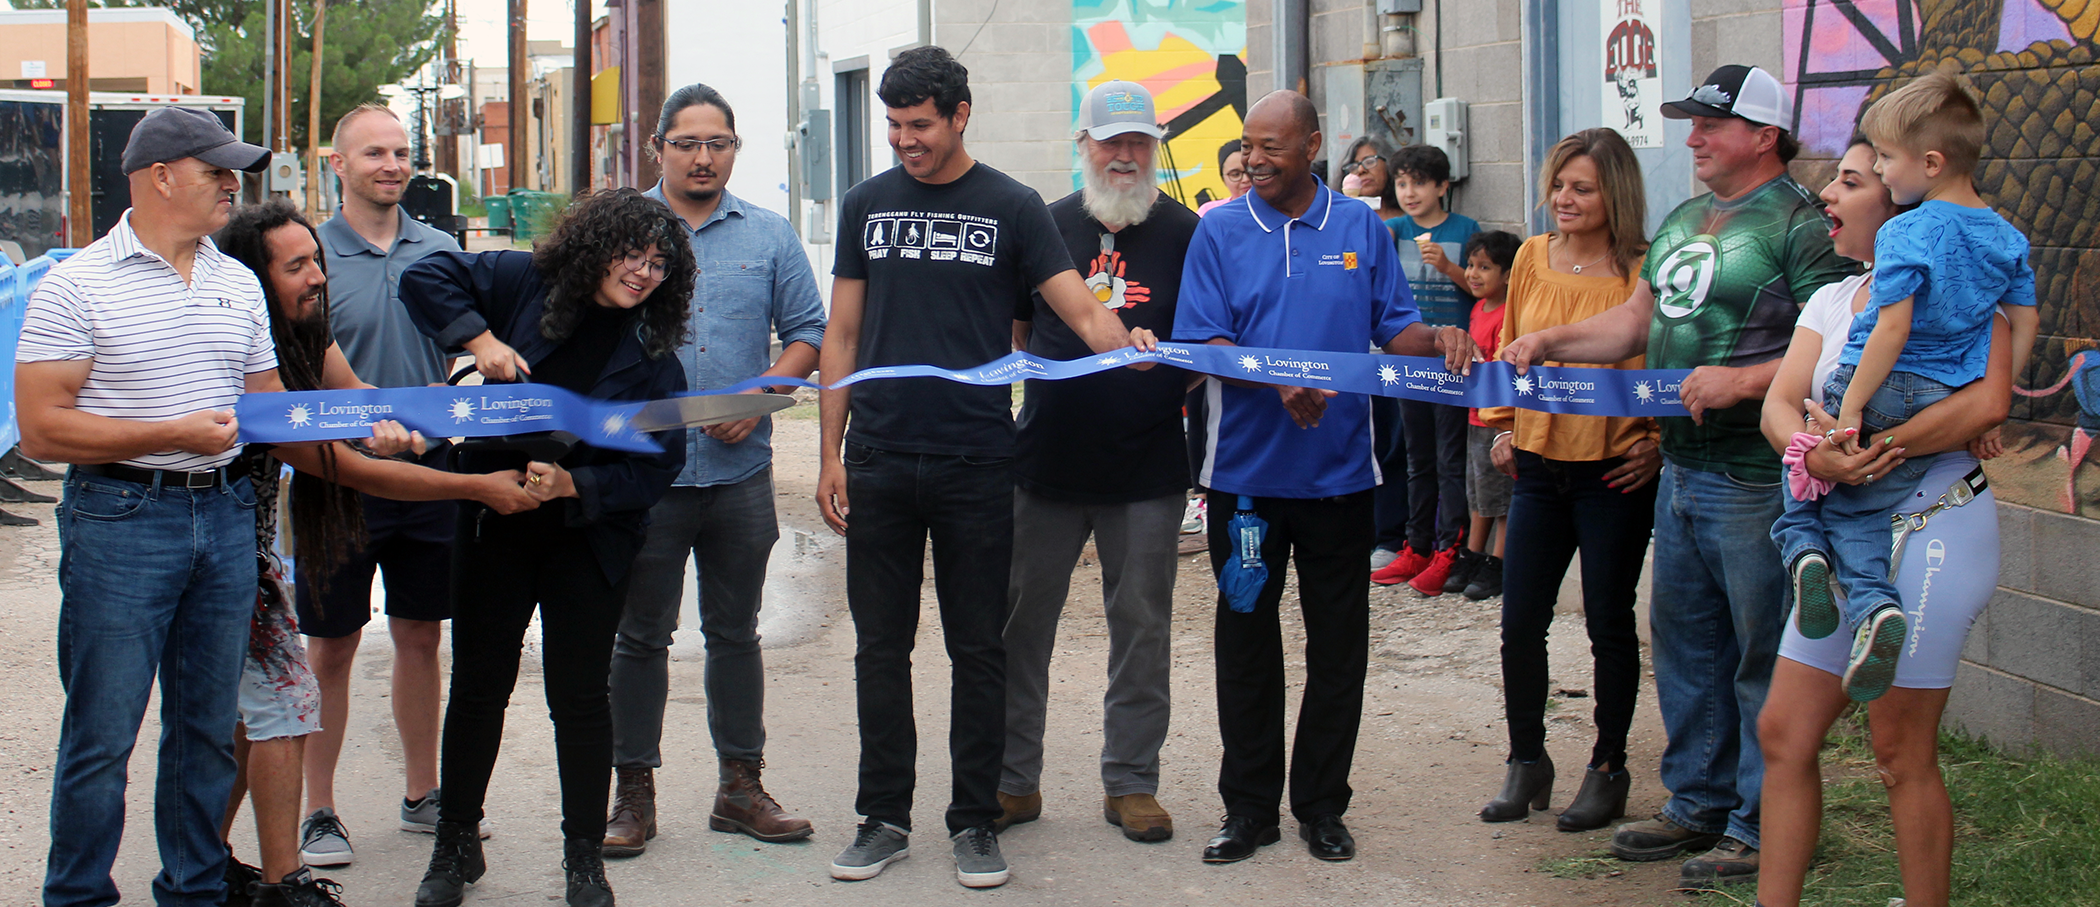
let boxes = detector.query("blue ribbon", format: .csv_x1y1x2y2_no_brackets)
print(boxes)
235,383,661,452
666,342,1693,419
233,343,1691,449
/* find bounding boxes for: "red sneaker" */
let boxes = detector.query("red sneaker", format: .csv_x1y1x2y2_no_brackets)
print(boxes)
1372,545,1431,585
1408,546,1460,596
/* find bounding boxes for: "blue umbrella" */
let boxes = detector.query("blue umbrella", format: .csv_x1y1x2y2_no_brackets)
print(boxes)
1219,495,1269,613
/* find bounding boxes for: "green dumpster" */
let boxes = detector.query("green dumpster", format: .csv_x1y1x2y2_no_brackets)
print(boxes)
485,196,511,233
507,190,566,243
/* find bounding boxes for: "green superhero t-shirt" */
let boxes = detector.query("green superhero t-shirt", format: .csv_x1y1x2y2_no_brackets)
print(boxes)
1643,175,1859,482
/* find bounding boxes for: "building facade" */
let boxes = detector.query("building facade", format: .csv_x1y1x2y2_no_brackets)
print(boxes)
0,7,201,95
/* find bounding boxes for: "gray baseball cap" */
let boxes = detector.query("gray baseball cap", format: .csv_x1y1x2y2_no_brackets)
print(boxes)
121,106,272,175
1080,80,1164,141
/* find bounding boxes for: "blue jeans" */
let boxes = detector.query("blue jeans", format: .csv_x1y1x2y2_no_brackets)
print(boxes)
843,443,1012,834
1649,462,1787,849
47,470,257,907
1770,366,1951,625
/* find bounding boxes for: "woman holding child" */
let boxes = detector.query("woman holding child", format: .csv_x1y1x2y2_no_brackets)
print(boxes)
1441,127,1663,831
1755,87,2019,907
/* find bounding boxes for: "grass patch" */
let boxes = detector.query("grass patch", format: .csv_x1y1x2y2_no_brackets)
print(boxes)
1794,710,2100,906
1540,853,1624,880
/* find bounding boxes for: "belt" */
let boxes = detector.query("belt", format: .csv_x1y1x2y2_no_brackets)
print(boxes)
77,458,252,489
1888,464,1988,576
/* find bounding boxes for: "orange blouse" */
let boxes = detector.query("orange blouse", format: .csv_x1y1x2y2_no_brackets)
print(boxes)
1476,234,1659,461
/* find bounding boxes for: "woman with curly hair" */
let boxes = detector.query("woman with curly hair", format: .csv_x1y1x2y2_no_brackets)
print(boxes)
399,187,693,907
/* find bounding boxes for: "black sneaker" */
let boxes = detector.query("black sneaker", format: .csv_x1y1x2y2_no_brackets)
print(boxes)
249,867,346,907
222,856,262,907
1441,548,1485,594
1463,555,1504,600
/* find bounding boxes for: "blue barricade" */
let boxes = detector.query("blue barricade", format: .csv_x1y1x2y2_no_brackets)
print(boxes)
0,259,20,453
2,252,67,454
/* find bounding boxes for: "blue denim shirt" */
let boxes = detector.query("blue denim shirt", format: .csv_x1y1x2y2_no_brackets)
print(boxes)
645,184,827,487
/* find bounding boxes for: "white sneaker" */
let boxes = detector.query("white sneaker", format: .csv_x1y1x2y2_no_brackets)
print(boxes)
1180,497,1206,534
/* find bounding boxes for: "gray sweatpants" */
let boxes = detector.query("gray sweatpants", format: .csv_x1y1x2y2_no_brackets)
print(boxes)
1000,487,1182,797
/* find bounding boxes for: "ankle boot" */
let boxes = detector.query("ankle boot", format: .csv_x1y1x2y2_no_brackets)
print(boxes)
1480,754,1554,822
602,767,656,858
414,820,487,907
709,758,814,842
1556,765,1630,831
564,837,615,907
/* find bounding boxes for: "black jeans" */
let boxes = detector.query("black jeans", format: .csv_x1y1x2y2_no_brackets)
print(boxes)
1401,398,1469,551
844,442,1011,834
1206,489,1371,826
439,505,629,842
1499,450,1656,770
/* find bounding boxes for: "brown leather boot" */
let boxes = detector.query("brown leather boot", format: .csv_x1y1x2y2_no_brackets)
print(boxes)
709,758,814,842
601,766,656,858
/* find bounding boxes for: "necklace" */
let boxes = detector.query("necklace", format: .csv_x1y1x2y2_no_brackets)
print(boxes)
1557,238,1610,274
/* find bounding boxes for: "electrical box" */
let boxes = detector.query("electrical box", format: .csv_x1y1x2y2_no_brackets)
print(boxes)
266,151,302,193
1423,97,1469,181
799,112,832,202
1322,58,1423,186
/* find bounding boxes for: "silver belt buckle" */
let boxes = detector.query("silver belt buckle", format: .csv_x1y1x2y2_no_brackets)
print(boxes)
1947,480,1976,508
180,469,218,489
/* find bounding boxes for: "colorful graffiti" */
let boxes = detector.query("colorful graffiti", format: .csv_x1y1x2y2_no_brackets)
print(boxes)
1785,0,2100,515
1072,0,1249,208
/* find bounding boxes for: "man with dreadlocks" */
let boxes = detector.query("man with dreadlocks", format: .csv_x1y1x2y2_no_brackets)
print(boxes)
210,199,540,906
399,188,690,907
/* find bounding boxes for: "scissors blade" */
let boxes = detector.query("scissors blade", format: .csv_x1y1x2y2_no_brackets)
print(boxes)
627,393,797,432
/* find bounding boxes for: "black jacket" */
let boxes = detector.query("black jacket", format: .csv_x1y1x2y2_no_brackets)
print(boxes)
400,249,687,585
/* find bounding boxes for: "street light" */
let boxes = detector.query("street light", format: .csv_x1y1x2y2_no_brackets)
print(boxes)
380,78,468,171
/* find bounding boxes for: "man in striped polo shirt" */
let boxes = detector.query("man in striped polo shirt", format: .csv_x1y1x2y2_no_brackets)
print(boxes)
13,107,285,907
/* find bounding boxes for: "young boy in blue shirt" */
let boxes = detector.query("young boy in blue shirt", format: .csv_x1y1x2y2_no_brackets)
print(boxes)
1370,144,1481,595
1771,71,2038,702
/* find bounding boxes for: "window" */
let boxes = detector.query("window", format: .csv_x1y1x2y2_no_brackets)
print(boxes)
835,66,870,191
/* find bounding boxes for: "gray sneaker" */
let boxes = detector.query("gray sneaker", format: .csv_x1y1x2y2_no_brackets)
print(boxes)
951,824,1009,889
830,820,909,881
299,808,354,867
401,788,494,839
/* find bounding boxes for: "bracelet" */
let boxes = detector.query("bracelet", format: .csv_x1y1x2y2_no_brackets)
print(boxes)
1494,431,1514,445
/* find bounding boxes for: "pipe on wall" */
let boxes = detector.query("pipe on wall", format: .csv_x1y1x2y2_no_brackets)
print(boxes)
1275,0,1308,94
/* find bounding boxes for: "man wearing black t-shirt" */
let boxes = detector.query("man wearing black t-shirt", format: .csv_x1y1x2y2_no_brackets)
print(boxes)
995,81,1195,847
816,46,1153,889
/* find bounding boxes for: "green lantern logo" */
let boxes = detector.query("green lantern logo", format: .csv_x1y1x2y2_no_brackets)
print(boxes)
1655,235,1719,321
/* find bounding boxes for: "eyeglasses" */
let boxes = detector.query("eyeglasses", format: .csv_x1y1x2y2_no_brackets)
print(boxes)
1343,155,1384,174
1224,168,1248,181
657,136,741,156
619,251,669,280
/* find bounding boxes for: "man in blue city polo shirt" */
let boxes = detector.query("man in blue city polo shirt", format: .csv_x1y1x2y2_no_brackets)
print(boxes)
1173,90,1445,866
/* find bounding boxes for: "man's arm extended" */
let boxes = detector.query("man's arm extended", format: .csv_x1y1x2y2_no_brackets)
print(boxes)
15,359,238,463
1500,280,1657,371
1038,270,1155,355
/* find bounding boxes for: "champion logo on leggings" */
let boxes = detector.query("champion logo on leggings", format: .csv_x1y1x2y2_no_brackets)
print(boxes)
1911,539,1949,657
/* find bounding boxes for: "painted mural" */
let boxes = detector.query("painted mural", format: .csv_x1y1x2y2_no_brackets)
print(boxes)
1071,0,1249,208
1785,0,2100,515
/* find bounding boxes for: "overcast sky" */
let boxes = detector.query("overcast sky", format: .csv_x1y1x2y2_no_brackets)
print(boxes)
450,0,607,68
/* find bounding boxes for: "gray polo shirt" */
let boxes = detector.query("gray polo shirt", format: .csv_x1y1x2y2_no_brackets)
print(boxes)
318,209,462,388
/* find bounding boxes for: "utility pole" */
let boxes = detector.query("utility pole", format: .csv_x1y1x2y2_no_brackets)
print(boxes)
571,0,590,195
508,0,527,194
306,0,326,213
437,0,459,181
65,0,88,245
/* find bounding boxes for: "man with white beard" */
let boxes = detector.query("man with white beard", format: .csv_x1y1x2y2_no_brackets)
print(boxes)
995,80,1199,844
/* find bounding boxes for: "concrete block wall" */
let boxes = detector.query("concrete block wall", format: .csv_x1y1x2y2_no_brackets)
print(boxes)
1416,0,1526,234
1944,504,2100,758
938,0,1073,204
